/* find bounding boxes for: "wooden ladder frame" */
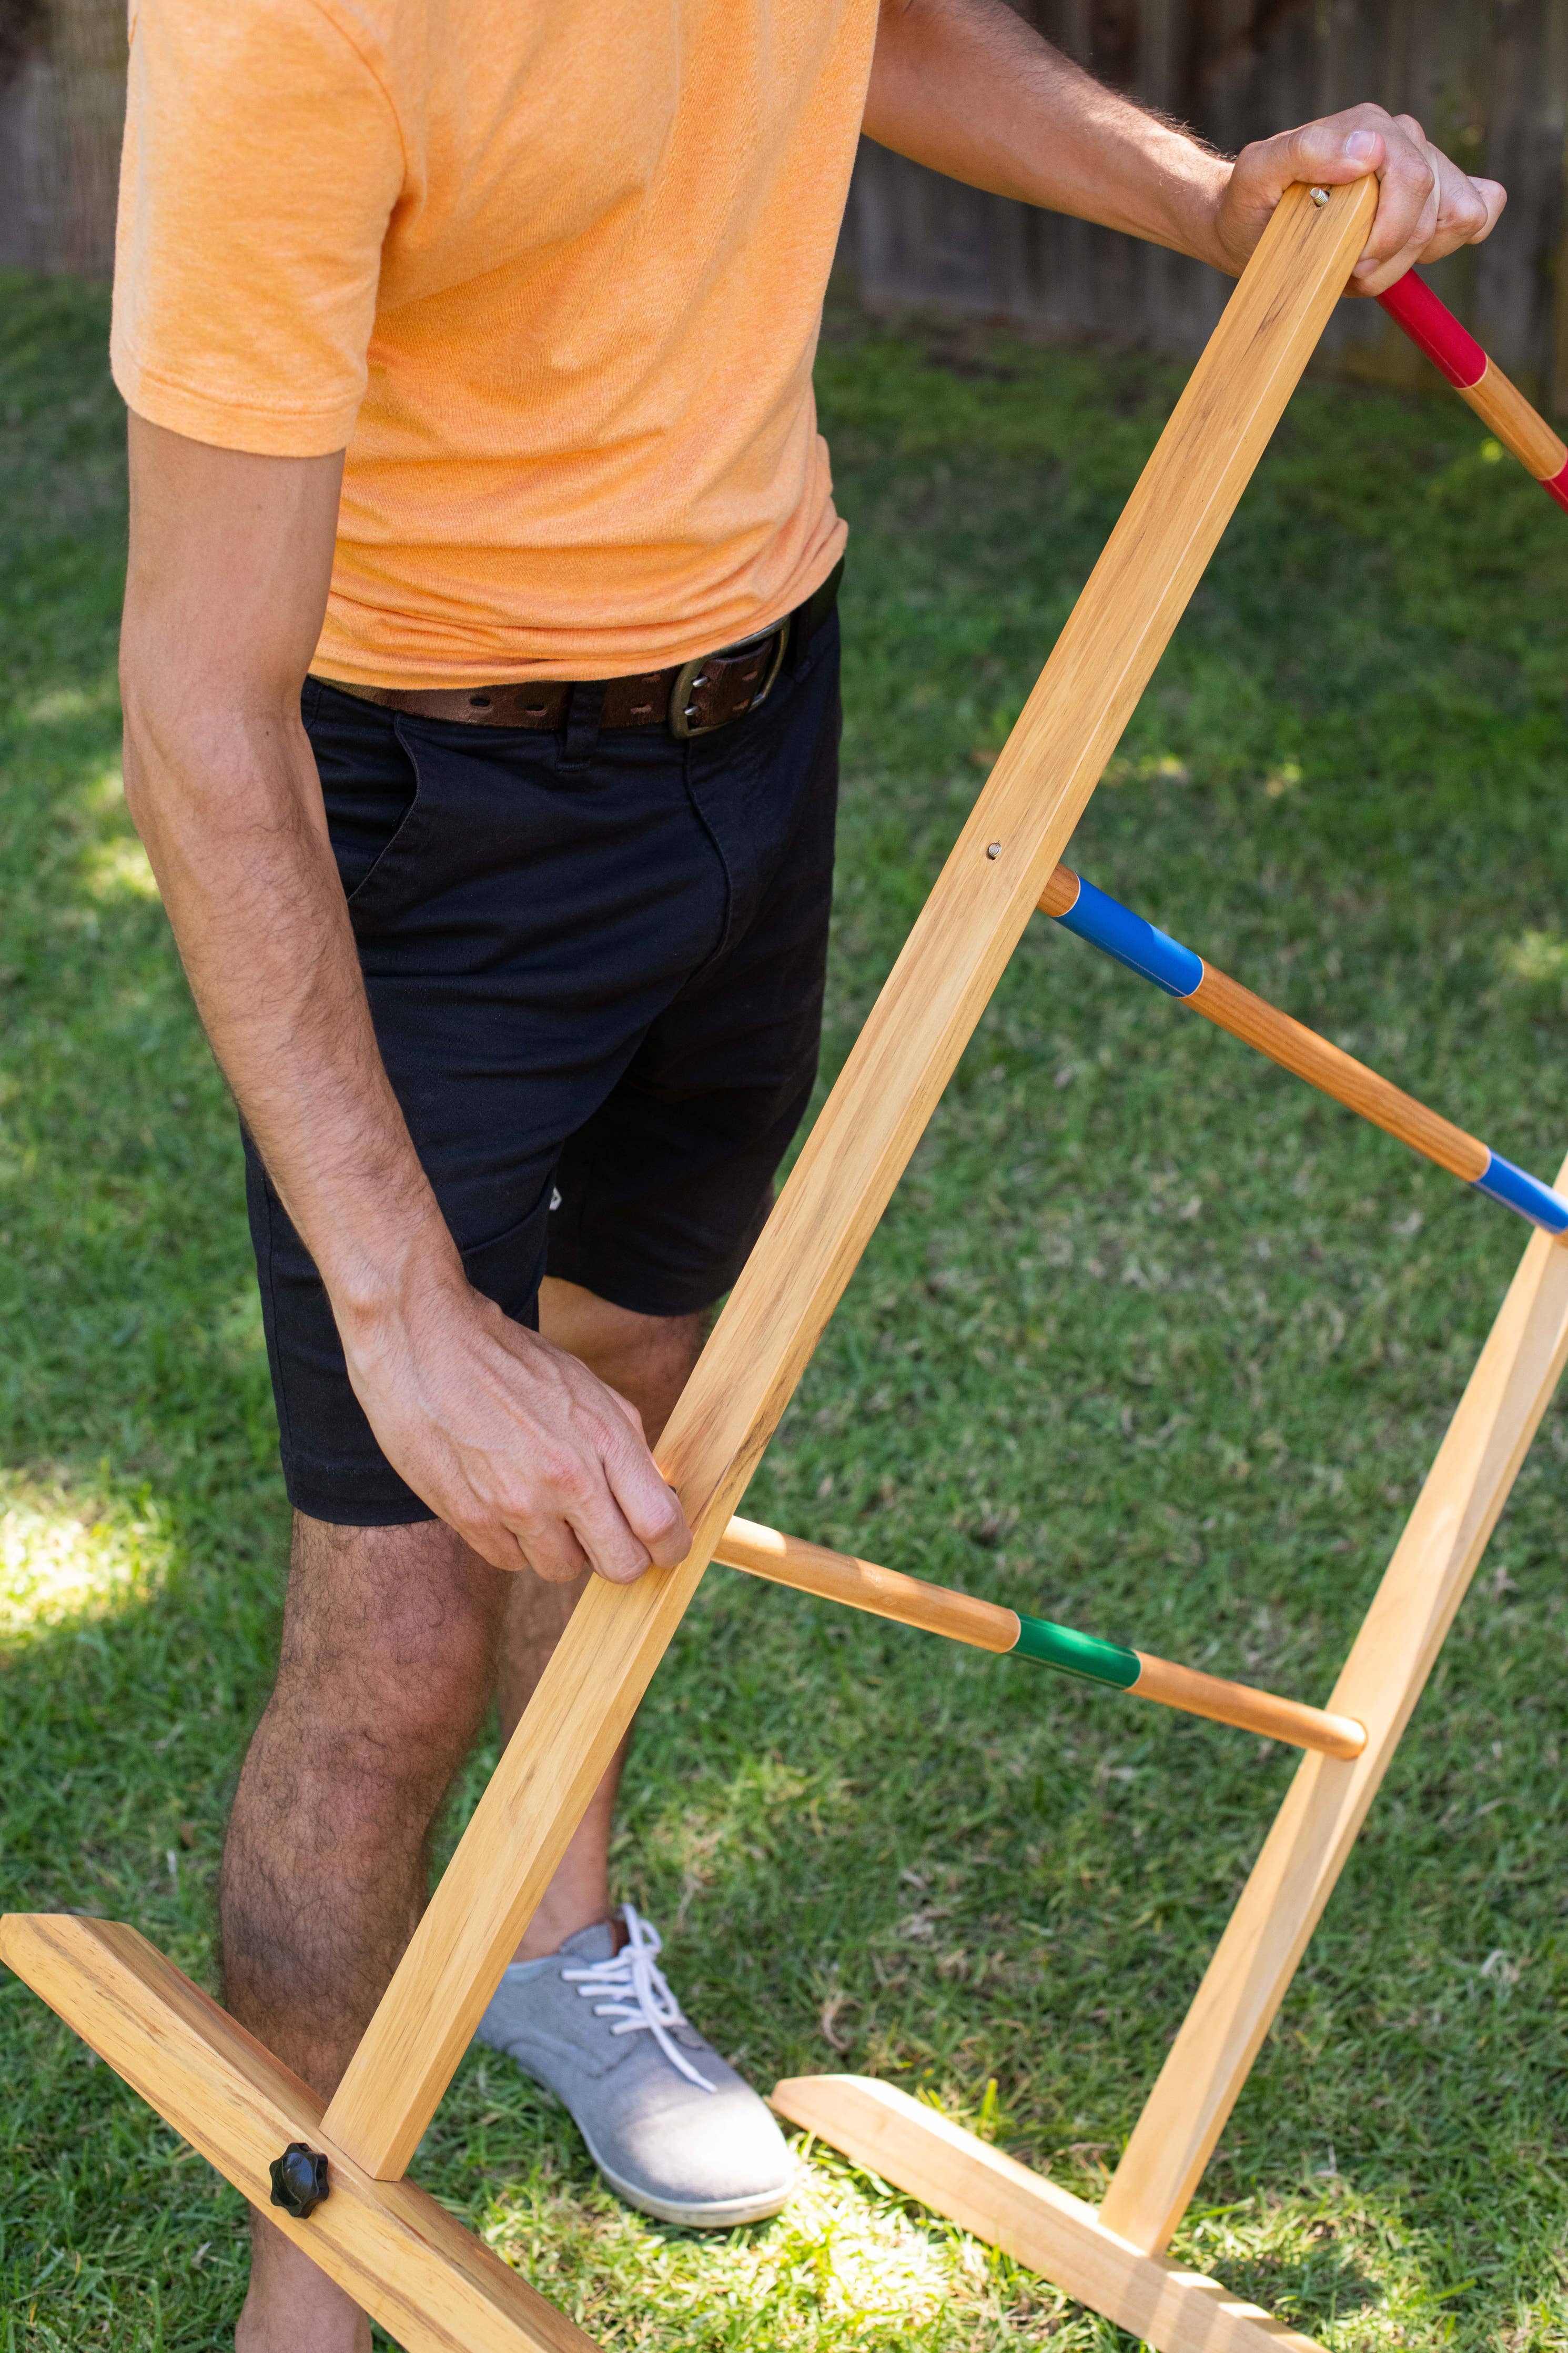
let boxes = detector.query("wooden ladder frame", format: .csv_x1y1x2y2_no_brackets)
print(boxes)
7,177,1564,2353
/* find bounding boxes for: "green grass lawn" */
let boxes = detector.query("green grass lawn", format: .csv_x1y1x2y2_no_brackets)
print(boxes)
4,268,1568,2352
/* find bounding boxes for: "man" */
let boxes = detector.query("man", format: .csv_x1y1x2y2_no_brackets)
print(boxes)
112,0,1502,2341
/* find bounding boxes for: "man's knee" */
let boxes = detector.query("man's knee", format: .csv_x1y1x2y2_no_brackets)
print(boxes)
267,1511,507,1772
538,1276,706,1441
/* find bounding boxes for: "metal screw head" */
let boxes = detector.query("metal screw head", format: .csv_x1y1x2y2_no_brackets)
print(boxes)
986,841,1002,860
1309,186,1330,208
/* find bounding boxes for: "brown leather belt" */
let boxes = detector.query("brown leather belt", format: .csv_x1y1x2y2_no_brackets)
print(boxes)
316,558,842,740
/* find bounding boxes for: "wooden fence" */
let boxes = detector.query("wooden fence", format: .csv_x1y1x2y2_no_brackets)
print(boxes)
4,0,1566,405
0,0,122,278
843,0,1568,406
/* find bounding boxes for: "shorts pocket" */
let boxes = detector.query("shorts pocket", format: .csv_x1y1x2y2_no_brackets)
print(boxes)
457,1183,554,1329
339,717,444,929
306,683,428,913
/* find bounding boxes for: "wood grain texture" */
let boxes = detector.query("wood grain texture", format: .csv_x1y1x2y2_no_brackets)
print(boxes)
1185,967,1490,1180
770,2075,1326,2353
714,1515,1021,1651
0,1914,592,2353
1038,862,1080,918
717,1514,1362,1752
1100,1152,1568,2254
1459,359,1568,479
323,177,1378,2181
1129,1653,1364,1758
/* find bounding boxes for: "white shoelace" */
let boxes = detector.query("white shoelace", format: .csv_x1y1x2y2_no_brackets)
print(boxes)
561,1904,715,2093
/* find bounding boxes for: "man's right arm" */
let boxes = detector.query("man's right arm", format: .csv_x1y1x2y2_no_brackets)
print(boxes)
119,414,690,1583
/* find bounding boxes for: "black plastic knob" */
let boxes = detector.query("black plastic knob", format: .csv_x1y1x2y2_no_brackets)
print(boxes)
269,2143,330,2219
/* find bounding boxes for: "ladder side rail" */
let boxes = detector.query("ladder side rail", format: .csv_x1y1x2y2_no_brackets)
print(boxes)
321,177,1378,2183
1100,1157,1568,2253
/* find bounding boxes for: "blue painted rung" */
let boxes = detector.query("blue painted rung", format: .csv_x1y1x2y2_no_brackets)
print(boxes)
1473,1152,1568,1236
1053,873,1203,999
1050,869,1568,1246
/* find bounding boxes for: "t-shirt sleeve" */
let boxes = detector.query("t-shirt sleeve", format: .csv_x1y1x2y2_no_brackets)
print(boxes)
111,0,404,456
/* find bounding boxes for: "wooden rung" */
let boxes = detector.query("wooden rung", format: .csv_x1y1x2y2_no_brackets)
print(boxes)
1127,1650,1362,1758
1189,963,1489,1182
714,1516,1364,1758
1040,864,1568,1240
1378,269,1568,507
715,1514,1020,1650
0,1914,592,2353
770,2074,1326,2353
1458,363,1568,491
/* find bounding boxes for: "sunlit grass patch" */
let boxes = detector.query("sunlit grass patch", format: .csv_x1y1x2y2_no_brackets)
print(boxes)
0,1472,169,1641
1497,929,1568,993
82,831,160,903
24,683,119,728
472,2128,1054,2351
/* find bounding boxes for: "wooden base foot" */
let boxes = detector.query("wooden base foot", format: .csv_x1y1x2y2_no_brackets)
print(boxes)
0,1914,594,2353
771,2074,1324,2353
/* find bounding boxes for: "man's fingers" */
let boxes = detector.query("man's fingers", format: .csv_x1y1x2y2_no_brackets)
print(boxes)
504,1503,593,1584
449,1511,565,1580
1230,107,1499,287
1345,113,1507,292
641,1489,691,1571
1418,158,1503,260
462,1379,686,1586
595,1425,691,1570
553,1371,689,1575
353,1292,693,1588
618,1469,691,1570
1342,119,1437,282
546,1452,660,1586
1274,117,1384,198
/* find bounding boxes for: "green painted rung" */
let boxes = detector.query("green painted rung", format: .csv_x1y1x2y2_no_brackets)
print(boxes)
1012,1613,1140,1688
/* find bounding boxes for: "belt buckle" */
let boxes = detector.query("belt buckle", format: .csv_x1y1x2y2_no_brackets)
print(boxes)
668,619,790,742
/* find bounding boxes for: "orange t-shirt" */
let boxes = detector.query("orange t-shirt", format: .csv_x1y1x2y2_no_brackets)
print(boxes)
111,0,876,686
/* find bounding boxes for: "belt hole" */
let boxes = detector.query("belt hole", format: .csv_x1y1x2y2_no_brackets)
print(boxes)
631,703,653,719
524,703,547,719
469,693,492,709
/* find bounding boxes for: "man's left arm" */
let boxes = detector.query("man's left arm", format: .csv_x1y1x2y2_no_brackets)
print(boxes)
863,0,1504,289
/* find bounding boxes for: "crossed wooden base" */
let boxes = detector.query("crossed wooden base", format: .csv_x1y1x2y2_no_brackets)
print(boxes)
7,178,1563,2353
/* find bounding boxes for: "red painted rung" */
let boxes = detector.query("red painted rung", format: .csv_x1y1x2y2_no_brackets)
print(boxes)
1377,270,1485,390
1377,268,1566,520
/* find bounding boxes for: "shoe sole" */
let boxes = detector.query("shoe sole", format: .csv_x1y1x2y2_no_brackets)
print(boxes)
586,2138,793,2231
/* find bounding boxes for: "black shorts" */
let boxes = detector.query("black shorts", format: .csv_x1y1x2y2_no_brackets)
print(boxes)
245,616,841,1526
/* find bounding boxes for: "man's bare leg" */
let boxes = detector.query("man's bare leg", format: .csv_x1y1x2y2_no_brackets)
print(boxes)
224,1282,705,2351
224,1512,509,2353
503,1277,708,1960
